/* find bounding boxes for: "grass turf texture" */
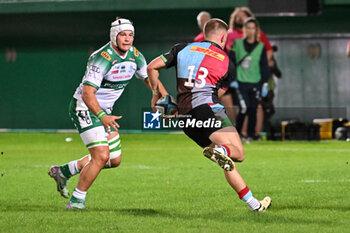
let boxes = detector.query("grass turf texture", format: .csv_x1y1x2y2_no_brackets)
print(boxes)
0,133,349,233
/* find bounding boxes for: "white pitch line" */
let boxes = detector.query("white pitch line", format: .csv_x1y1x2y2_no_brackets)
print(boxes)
301,179,350,183
123,147,198,151
301,179,329,183
246,147,350,153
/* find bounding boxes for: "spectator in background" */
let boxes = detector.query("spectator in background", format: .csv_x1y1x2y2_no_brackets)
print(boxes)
226,7,273,139
261,45,282,139
226,7,273,60
194,11,211,42
347,40,350,57
229,17,269,141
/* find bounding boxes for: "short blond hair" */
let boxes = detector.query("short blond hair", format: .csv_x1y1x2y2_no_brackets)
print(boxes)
203,18,228,38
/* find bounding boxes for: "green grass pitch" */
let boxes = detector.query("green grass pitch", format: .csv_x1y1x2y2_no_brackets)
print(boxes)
0,133,349,233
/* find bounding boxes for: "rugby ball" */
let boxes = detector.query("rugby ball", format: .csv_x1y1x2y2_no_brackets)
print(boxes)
155,95,177,116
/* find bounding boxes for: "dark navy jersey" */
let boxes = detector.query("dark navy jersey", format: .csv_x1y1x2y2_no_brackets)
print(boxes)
161,41,236,114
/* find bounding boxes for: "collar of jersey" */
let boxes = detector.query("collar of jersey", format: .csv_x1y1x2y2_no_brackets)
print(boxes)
109,42,129,60
203,40,223,51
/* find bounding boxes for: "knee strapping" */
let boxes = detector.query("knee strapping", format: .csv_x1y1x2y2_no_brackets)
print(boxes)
104,134,122,168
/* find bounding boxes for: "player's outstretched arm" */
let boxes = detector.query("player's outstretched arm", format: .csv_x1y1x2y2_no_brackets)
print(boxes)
147,57,169,110
82,84,122,132
143,79,169,110
143,79,168,96
147,56,167,92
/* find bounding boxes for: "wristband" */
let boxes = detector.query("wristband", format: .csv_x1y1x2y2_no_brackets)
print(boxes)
97,110,107,120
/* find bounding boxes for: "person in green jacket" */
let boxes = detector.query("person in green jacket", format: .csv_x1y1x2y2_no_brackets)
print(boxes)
229,17,269,140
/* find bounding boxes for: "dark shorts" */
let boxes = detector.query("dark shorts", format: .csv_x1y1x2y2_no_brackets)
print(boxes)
182,104,233,148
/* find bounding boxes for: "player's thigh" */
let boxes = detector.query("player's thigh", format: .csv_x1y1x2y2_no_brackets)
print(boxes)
209,126,242,147
182,104,218,148
183,104,234,148
81,127,110,164
88,145,110,161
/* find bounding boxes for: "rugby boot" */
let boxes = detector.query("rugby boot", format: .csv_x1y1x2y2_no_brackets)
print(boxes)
48,166,70,199
203,147,235,171
255,196,272,212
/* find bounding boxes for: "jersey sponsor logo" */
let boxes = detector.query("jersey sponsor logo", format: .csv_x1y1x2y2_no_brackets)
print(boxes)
102,82,128,89
134,47,140,57
101,51,111,61
241,56,252,69
111,65,126,75
120,65,126,73
190,46,225,61
112,74,131,79
89,65,100,73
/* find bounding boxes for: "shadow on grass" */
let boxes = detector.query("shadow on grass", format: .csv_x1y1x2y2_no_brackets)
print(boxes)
103,208,170,217
112,206,337,226
272,203,350,212
0,200,346,226
0,200,170,217
87,207,179,218
0,201,63,212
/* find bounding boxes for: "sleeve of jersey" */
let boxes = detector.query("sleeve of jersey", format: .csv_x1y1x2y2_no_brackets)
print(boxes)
219,60,236,91
82,54,110,90
228,41,237,65
259,30,273,52
135,52,148,80
259,46,270,83
161,43,187,68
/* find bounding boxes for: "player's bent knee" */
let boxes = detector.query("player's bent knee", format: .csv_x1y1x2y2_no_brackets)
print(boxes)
110,155,122,167
105,150,122,168
90,149,110,168
97,152,110,164
235,154,245,162
234,149,245,162
235,147,245,161
89,146,109,158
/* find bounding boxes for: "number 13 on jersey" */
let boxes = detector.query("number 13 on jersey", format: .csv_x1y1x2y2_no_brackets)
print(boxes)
184,65,208,88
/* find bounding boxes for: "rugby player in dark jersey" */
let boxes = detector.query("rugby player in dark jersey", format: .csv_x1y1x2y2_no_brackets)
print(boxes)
147,18,271,212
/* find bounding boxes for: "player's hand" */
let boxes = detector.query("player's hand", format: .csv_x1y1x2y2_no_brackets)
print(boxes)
151,94,161,111
101,115,122,132
261,83,268,98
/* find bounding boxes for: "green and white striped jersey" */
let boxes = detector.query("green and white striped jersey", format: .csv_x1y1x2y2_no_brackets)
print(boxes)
73,42,148,114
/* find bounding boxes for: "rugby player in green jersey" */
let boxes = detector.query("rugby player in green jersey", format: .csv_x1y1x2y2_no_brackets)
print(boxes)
48,17,167,209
